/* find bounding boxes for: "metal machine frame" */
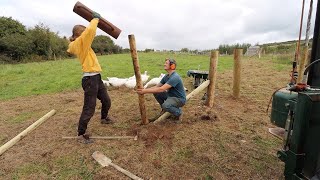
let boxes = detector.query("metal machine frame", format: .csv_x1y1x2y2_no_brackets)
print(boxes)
270,1,320,179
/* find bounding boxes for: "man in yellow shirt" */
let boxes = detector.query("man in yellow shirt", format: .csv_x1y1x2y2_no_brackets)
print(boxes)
67,12,113,144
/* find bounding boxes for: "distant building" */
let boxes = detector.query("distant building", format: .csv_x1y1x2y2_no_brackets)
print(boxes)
245,46,261,57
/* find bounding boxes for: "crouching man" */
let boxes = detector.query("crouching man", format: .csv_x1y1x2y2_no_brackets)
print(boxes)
136,58,186,123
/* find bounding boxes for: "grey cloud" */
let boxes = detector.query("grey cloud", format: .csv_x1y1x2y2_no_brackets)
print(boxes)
0,0,317,50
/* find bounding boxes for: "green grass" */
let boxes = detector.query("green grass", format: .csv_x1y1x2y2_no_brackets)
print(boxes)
12,162,50,179
270,54,293,71
0,60,81,100
174,147,194,160
54,156,97,180
250,135,282,172
11,155,98,179
9,112,35,123
0,52,234,100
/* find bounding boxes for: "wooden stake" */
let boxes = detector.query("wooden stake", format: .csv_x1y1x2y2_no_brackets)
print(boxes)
297,46,309,83
205,51,218,107
154,80,210,123
0,110,56,156
128,35,148,124
62,135,138,140
297,0,313,83
233,49,242,98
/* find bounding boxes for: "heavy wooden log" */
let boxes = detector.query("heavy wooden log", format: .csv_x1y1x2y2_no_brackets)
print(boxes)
154,80,210,123
0,109,56,156
128,34,148,124
205,50,218,107
73,1,121,39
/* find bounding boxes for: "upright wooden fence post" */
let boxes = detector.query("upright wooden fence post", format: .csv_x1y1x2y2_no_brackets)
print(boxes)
205,50,219,107
233,49,242,98
128,35,148,124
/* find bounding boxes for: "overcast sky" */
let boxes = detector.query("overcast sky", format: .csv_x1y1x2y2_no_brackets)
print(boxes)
0,0,317,50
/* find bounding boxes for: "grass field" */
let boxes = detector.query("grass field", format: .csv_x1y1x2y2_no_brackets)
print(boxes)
0,52,293,179
0,52,234,100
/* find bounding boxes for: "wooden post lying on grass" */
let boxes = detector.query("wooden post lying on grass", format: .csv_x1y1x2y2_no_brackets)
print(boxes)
0,109,56,156
205,50,219,107
233,49,242,98
62,135,138,141
128,34,148,124
154,80,210,123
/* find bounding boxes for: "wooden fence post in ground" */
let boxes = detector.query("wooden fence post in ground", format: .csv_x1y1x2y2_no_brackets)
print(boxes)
205,50,219,107
128,34,148,124
233,49,243,98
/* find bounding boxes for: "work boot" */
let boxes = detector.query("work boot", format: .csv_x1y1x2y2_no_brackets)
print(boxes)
201,93,207,101
77,134,93,144
171,114,183,124
101,117,114,124
149,109,166,122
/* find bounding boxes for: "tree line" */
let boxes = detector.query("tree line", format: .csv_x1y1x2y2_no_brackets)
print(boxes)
0,16,123,63
1,16,304,64
217,43,251,55
179,43,251,55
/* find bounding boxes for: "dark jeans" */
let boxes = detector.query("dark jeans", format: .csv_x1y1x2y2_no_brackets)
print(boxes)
153,92,185,117
78,74,111,136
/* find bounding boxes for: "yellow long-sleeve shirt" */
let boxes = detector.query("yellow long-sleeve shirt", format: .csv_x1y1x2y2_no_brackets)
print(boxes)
67,18,102,73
